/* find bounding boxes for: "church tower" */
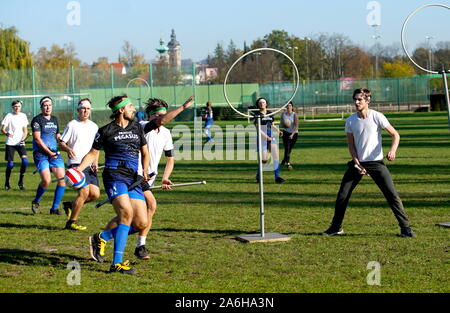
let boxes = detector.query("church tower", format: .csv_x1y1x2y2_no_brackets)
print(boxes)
167,29,181,68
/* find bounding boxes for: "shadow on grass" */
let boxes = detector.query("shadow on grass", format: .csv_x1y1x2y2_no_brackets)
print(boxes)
0,222,61,231
0,248,93,269
154,227,245,238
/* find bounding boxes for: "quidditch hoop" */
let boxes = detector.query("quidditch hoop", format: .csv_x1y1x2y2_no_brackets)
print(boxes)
401,3,450,74
126,77,151,101
223,48,300,118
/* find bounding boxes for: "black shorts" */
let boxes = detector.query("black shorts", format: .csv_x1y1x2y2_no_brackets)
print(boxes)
137,175,155,192
5,145,27,162
68,164,99,187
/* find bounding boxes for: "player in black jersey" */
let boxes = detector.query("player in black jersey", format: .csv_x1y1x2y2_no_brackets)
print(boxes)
253,97,285,184
77,95,150,275
30,97,66,214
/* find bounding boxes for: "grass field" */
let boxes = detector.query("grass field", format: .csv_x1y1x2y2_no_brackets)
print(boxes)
0,112,449,293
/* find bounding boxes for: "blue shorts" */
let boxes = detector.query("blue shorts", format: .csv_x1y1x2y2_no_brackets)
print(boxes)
33,151,65,173
102,170,144,201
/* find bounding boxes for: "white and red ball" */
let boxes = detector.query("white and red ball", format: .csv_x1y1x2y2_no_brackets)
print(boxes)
64,168,86,189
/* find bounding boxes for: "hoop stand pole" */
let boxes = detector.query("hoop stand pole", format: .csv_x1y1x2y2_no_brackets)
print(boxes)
256,116,265,238
235,114,290,243
440,66,450,130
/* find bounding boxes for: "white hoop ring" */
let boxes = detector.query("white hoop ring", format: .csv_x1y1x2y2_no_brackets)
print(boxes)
126,78,151,102
223,47,300,118
401,3,450,74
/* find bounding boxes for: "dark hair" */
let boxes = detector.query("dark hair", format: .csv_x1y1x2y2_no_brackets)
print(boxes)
107,95,127,119
255,97,269,110
39,96,53,108
78,98,92,105
11,100,22,106
206,101,212,107
145,98,168,116
352,88,371,100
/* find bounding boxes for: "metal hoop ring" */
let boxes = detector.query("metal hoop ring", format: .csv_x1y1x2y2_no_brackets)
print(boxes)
401,3,450,74
126,78,151,102
223,48,300,118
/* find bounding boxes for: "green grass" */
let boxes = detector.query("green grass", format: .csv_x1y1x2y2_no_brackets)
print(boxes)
0,112,449,293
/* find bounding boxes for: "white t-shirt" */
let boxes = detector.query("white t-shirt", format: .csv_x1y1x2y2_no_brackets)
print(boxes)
345,109,390,162
138,121,174,185
60,119,99,165
1,112,29,146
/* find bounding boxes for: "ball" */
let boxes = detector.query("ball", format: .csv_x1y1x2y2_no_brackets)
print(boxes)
64,168,86,189
283,118,292,128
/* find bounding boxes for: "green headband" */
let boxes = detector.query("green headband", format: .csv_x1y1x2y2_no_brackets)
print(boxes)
148,107,167,115
111,98,132,112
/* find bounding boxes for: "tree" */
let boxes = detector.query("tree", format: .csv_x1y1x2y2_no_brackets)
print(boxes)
0,26,32,69
0,26,33,93
382,59,415,77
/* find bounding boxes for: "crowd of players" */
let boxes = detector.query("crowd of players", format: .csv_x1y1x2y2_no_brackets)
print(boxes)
1,89,415,275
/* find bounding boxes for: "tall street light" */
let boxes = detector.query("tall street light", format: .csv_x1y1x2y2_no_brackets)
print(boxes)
305,37,311,81
426,35,434,71
372,24,382,78
287,45,298,81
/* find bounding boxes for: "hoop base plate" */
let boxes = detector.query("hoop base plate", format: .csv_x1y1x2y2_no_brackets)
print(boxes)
436,222,450,228
235,232,291,243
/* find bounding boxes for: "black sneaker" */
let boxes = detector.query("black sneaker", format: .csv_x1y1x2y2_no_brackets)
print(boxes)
50,209,63,215
4,185,11,191
18,183,25,190
31,201,41,214
134,245,150,260
275,177,285,184
399,227,416,238
109,260,137,275
63,201,72,218
322,227,344,236
89,233,106,263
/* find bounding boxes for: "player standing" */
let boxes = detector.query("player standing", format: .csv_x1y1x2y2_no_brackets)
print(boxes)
30,97,66,215
322,88,415,237
1,100,29,190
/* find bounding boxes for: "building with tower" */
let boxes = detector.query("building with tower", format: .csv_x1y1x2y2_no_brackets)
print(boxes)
167,29,181,68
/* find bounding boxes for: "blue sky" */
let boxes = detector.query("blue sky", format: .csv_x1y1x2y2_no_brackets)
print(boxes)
0,0,449,64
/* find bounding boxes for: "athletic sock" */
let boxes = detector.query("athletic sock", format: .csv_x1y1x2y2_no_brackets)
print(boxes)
19,157,28,184
112,224,130,265
5,161,14,186
50,185,66,211
136,236,146,247
273,160,280,178
128,226,139,235
100,227,117,241
33,185,47,203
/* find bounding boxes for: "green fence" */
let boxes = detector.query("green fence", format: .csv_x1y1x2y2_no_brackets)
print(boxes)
0,65,445,120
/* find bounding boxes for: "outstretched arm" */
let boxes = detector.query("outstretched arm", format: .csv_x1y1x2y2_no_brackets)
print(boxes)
151,95,195,129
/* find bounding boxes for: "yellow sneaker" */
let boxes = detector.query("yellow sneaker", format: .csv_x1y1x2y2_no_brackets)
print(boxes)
65,221,87,231
89,233,107,262
109,260,137,275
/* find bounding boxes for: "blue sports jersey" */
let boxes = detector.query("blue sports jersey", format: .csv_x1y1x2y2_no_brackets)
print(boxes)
92,120,147,173
253,114,274,137
31,114,60,153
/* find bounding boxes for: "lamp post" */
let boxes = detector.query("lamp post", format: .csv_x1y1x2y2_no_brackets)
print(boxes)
372,24,382,78
305,37,311,81
425,35,434,71
287,46,298,81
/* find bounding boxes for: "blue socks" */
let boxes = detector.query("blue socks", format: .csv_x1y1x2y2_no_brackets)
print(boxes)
50,185,66,211
33,185,47,203
101,225,138,241
273,160,280,178
112,224,130,265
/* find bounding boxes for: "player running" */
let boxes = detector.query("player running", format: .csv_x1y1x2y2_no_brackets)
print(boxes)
59,98,100,230
100,95,195,261
79,95,150,274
